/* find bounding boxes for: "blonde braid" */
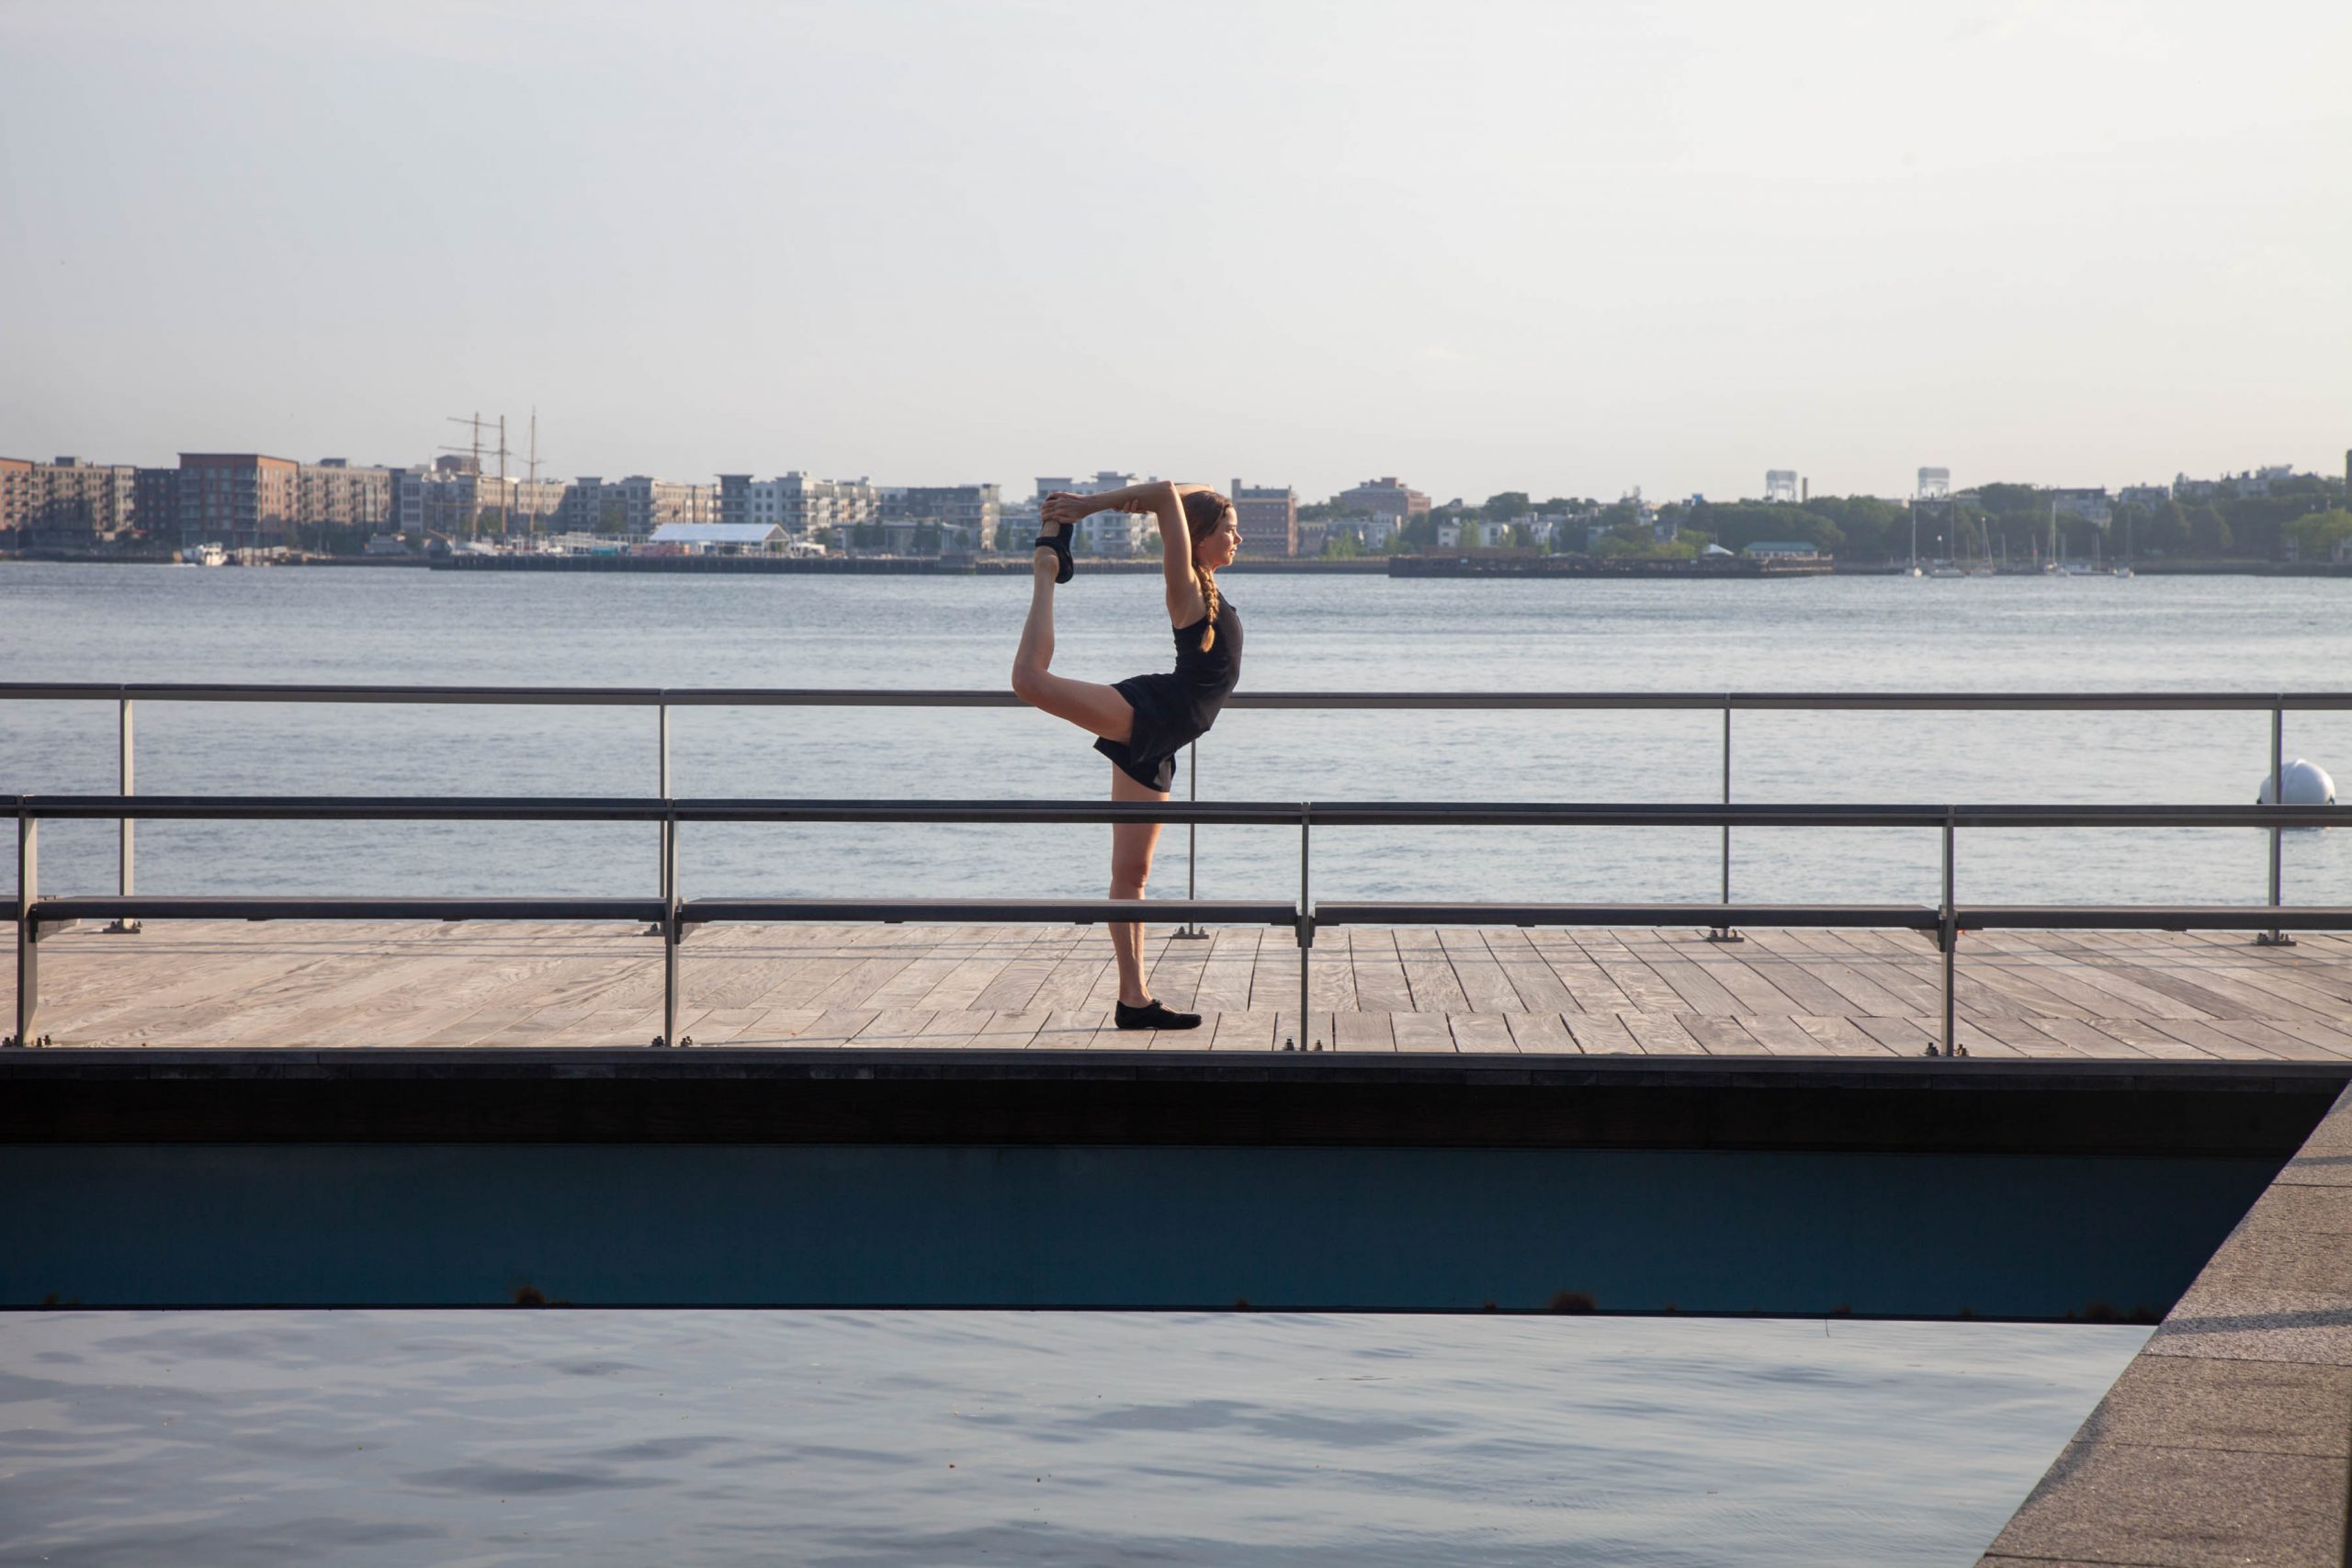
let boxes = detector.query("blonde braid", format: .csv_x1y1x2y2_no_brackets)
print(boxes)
1195,564,1220,651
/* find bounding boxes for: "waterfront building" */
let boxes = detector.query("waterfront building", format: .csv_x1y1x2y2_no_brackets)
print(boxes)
553,476,713,537
2049,488,2112,525
295,458,393,541
1037,472,1157,555
0,457,30,541
177,453,300,550
393,460,549,540
134,467,180,541
884,484,1002,552
1744,540,1822,559
2,457,141,549
1230,479,1299,557
646,522,786,555
1335,476,1430,519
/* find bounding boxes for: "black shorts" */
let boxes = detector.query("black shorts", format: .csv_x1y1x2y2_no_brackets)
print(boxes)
1093,672,1205,793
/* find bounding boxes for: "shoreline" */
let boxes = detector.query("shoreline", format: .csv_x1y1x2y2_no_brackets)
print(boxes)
4,551,2346,579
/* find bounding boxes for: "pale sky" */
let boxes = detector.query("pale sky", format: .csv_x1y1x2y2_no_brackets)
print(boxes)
2,0,2346,502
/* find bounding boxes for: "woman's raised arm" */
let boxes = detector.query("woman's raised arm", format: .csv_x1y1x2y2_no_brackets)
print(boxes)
1048,481,1210,625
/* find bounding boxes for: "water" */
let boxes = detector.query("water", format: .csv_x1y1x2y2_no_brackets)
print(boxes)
1,564,2322,1559
5,564,2349,908
0,1311,2146,1566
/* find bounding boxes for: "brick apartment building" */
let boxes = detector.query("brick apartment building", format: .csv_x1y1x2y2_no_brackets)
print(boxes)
1230,479,1298,557
178,453,300,549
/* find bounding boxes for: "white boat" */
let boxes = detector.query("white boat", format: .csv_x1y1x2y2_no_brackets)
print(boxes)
193,543,227,568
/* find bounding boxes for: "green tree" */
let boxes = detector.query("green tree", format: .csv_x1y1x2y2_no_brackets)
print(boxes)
1483,491,1531,521
2283,509,2352,561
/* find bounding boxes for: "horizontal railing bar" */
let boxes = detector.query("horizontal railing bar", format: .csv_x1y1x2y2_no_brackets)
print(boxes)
1959,906,2352,932
1315,902,1942,929
28,897,667,926
22,897,2351,934
682,898,1298,926
16,795,2352,830
7,682,2352,713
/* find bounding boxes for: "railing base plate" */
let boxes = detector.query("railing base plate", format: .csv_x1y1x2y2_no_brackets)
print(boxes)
1704,927,1745,942
2256,932,2299,947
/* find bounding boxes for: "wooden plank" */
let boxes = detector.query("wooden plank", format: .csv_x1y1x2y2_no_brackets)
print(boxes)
1146,929,1214,1010
1347,928,1418,1013
1481,928,1580,1013
1392,928,1470,1012
1562,1010,1640,1055
790,1008,883,1048
1681,1014,1766,1055
1817,930,1949,1015
1274,1010,1337,1053
1521,929,1636,1015
1575,931,1693,1016
1736,1013,1839,1057
1031,1009,1110,1050
1618,931,1745,1015
1190,927,1261,1014
1504,1010,1580,1055
1731,930,1872,1016
2192,1016,2352,1062
847,1008,941,1047
1439,929,1521,1013
1390,1009,1457,1054
1853,1015,1940,1056
1767,929,1922,1016
1446,1011,1518,1054
1680,939,1815,1016
1333,1010,1396,1053
1208,1008,1276,1053
912,1009,998,1050
1616,1010,1707,1055
1790,1014,1896,1057
1307,930,1359,1014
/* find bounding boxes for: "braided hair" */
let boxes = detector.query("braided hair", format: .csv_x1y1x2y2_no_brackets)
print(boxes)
1181,489,1232,652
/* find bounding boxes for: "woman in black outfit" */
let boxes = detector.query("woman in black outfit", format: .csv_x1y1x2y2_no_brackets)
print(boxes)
1011,481,1243,1032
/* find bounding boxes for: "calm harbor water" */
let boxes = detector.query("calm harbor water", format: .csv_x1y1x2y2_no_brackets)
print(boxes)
4,563,2349,907
0,1310,2148,1566
1,562,2335,1562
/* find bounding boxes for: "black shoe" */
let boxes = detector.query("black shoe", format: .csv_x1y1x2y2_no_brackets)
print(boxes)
1115,998,1201,1031
1033,523,1073,584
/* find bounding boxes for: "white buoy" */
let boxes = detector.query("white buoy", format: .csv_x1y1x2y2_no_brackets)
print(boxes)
2256,758,2337,807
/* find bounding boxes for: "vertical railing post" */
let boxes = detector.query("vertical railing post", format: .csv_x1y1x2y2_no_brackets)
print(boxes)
1173,740,1206,939
9,810,38,1048
109,694,140,933
657,809,687,1047
1291,801,1316,1051
1938,809,1960,1057
645,699,673,939
2260,702,2292,946
659,699,673,903
1708,698,1740,942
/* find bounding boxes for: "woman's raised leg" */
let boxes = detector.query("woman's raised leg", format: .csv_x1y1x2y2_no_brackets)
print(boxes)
1010,545,1135,742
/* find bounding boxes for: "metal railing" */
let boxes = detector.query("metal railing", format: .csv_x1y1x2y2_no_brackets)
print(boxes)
10,792,2351,1055
7,682,2350,945
7,683,2348,1053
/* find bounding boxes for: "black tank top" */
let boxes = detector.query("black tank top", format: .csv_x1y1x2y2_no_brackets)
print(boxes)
1171,597,1242,732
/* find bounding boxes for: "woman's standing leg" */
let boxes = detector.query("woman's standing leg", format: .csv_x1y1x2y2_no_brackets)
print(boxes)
1107,762,1167,1006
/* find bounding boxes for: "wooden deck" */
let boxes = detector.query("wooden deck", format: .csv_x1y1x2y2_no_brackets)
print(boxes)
16,919,2352,1059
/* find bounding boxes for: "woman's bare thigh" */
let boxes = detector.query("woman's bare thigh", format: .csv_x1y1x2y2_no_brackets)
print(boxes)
1022,668,1135,744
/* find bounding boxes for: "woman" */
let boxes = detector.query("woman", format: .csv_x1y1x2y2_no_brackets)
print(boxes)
1011,481,1243,1032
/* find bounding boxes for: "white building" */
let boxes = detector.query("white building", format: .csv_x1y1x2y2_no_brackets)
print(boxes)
1037,471,1158,555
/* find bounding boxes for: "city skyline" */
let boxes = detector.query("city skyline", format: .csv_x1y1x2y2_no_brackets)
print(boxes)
4,3,2347,503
